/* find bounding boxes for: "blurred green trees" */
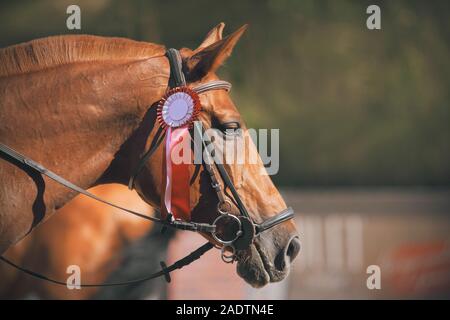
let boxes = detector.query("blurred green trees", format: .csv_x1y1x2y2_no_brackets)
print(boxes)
0,0,448,186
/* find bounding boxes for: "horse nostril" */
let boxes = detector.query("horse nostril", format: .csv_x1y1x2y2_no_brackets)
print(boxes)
274,236,301,272
286,236,301,263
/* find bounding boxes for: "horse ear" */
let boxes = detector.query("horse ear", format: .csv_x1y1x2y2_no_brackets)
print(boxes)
186,24,248,80
195,22,225,52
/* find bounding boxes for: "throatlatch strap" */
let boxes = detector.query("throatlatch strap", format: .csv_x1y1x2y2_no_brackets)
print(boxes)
128,127,166,190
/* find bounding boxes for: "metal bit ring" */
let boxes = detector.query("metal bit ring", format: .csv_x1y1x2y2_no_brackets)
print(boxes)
211,213,242,245
217,199,233,215
221,245,236,263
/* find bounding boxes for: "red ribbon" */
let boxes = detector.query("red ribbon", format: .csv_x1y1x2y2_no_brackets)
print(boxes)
161,126,191,221
157,86,200,222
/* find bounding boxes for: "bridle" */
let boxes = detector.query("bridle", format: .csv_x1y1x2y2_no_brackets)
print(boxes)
0,48,294,286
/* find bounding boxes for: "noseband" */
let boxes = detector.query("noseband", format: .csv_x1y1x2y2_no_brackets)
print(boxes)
0,49,294,286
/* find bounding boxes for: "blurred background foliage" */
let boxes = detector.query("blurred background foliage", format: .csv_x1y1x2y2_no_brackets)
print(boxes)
0,0,448,187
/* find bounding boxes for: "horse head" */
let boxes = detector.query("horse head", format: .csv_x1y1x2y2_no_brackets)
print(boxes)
132,24,300,287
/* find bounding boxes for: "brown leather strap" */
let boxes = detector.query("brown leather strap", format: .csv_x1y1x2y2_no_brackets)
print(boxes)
192,80,231,94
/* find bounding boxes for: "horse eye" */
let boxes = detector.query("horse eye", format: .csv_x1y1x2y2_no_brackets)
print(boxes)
220,121,241,135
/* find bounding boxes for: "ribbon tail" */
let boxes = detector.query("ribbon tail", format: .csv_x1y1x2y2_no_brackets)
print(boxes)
161,127,191,221
163,127,173,217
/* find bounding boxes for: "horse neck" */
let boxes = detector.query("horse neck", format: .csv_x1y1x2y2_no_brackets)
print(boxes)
1,56,168,207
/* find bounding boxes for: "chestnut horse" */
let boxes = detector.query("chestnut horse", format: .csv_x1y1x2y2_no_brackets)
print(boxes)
0,184,159,299
0,23,299,287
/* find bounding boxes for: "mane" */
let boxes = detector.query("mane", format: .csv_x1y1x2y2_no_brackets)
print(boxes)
0,35,166,77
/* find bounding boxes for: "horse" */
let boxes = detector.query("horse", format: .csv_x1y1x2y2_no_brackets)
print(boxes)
0,184,162,299
0,23,300,288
